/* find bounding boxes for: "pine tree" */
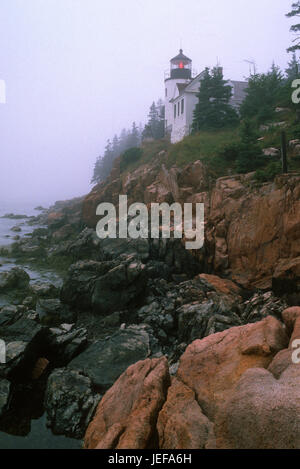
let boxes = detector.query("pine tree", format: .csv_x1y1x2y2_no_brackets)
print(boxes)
286,52,299,79
235,120,266,173
192,66,239,132
240,64,284,124
143,101,165,140
287,2,300,53
126,122,140,148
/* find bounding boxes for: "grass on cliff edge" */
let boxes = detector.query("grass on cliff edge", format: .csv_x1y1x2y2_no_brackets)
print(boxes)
166,128,240,168
120,112,300,181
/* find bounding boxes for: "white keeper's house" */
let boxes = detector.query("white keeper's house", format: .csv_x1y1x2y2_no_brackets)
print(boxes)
164,49,248,143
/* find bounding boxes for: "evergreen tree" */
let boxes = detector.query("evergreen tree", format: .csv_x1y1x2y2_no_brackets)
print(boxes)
285,52,299,79
91,155,103,185
287,1,300,53
240,64,284,123
143,101,165,140
112,134,120,157
235,119,266,173
126,122,140,148
192,66,239,132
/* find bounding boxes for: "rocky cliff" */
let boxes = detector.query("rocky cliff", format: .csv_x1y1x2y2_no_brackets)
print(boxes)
82,156,300,292
1,151,299,449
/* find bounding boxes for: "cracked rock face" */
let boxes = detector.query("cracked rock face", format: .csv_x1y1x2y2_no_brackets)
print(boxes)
44,368,100,439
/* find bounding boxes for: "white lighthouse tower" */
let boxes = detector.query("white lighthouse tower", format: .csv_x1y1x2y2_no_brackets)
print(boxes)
164,49,192,135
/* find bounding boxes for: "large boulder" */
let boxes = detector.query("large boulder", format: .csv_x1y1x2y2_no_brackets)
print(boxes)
84,357,170,449
29,282,59,299
0,267,30,292
215,365,300,449
0,318,46,380
44,368,100,439
68,326,150,391
177,315,288,419
36,298,75,326
44,325,87,366
0,305,22,327
61,257,147,314
92,259,146,314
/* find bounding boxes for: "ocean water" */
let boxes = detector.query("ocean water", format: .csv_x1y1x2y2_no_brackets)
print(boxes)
0,203,82,449
0,203,43,247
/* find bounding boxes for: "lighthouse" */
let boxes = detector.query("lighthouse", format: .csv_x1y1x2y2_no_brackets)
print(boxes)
164,49,192,134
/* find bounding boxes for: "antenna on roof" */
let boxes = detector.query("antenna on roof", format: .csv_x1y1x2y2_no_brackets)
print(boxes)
244,59,257,76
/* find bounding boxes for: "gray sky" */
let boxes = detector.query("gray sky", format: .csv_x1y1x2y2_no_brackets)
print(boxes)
0,0,294,206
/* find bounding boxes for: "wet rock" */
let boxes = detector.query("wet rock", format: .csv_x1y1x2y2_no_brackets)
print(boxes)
0,379,11,417
84,357,170,449
92,258,147,314
64,228,102,261
60,260,114,310
45,368,100,439
51,224,74,242
22,296,36,309
1,213,28,220
0,305,22,327
36,298,76,326
11,226,22,233
137,301,175,338
45,326,87,366
61,257,147,314
176,299,241,344
0,318,46,380
15,243,46,258
29,282,59,299
68,326,150,391
0,267,30,292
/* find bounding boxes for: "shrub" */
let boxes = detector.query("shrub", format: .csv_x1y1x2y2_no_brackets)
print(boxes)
255,161,282,182
120,147,143,172
217,143,241,162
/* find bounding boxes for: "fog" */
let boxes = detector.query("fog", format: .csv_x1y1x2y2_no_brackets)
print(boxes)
0,0,293,207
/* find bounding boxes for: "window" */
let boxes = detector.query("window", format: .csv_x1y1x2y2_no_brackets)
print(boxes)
178,102,180,117
181,99,184,114
165,88,167,97
174,105,176,119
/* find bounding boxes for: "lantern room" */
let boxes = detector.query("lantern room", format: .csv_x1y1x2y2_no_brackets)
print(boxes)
170,49,192,79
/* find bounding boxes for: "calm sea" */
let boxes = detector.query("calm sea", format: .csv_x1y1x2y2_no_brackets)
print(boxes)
0,202,82,449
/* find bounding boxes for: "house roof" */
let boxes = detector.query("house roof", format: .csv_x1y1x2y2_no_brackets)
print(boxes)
170,49,192,62
170,75,248,106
